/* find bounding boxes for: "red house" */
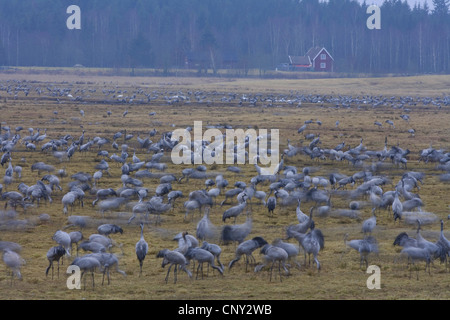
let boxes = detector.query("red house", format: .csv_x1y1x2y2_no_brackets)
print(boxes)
288,47,334,72
306,47,334,72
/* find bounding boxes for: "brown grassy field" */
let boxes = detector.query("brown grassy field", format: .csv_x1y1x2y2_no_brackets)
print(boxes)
0,72,449,301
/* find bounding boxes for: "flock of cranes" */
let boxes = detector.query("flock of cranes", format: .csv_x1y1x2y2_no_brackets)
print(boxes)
0,79,450,293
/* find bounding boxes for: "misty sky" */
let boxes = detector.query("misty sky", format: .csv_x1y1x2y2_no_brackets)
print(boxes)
358,0,434,9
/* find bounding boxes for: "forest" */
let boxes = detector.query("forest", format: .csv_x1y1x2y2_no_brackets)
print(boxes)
0,0,448,75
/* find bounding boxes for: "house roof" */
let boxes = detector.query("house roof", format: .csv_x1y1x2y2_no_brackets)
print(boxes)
306,47,334,61
288,55,311,66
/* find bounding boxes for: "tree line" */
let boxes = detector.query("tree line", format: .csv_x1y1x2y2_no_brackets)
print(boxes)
0,0,448,75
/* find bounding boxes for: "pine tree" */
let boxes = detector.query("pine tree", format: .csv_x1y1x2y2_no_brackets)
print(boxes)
432,0,449,15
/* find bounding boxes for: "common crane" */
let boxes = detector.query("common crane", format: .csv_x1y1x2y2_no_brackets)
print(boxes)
254,244,289,282
362,209,377,235
222,200,247,223
156,249,192,284
343,234,378,270
228,236,268,272
196,207,217,241
2,249,25,285
184,247,224,279
221,217,252,245
70,256,102,290
201,241,224,271
136,223,148,276
45,245,66,279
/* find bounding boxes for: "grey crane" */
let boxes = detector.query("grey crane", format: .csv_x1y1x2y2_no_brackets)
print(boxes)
402,198,424,212
2,249,25,285
220,188,244,206
215,174,229,190
297,124,307,134
45,245,66,279
374,121,383,128
62,191,77,215
156,249,192,284
97,224,123,237
0,241,22,253
128,201,151,224
343,234,378,270
222,200,247,223
155,182,172,197
254,189,267,206
228,236,268,271
69,231,84,256
393,232,418,248
287,213,324,270
201,241,224,271
436,219,450,269
207,188,221,205
97,197,127,217
221,217,252,245
196,207,217,240
416,219,440,259
272,238,301,268
296,199,309,223
185,247,224,279
93,170,102,187
70,256,102,290
52,230,71,256
1,191,24,210
83,252,126,285
65,215,91,230
362,209,377,235
41,174,62,192
266,196,276,217
316,195,332,217
400,247,431,280
183,200,201,221
147,196,172,225
188,189,213,210
92,188,117,206
79,239,108,254
385,119,395,128
392,188,403,221
286,207,314,237
0,151,11,167
136,223,148,276
89,233,121,253
173,231,198,254
254,244,289,282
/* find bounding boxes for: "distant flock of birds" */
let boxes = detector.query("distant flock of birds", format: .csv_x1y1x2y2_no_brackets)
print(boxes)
0,80,450,288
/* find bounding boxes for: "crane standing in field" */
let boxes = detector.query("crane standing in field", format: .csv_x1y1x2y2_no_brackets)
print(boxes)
70,256,102,290
2,249,25,285
254,244,289,282
342,234,379,270
45,245,66,279
287,210,324,271
362,209,377,235
266,196,276,217
228,236,268,272
135,223,148,276
222,200,248,223
52,230,72,256
156,249,192,284
196,207,217,240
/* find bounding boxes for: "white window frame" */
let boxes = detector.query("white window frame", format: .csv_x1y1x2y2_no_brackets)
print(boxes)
320,53,326,60
320,62,326,69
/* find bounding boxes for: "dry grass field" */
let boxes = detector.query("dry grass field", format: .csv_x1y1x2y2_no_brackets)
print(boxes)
0,72,449,301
